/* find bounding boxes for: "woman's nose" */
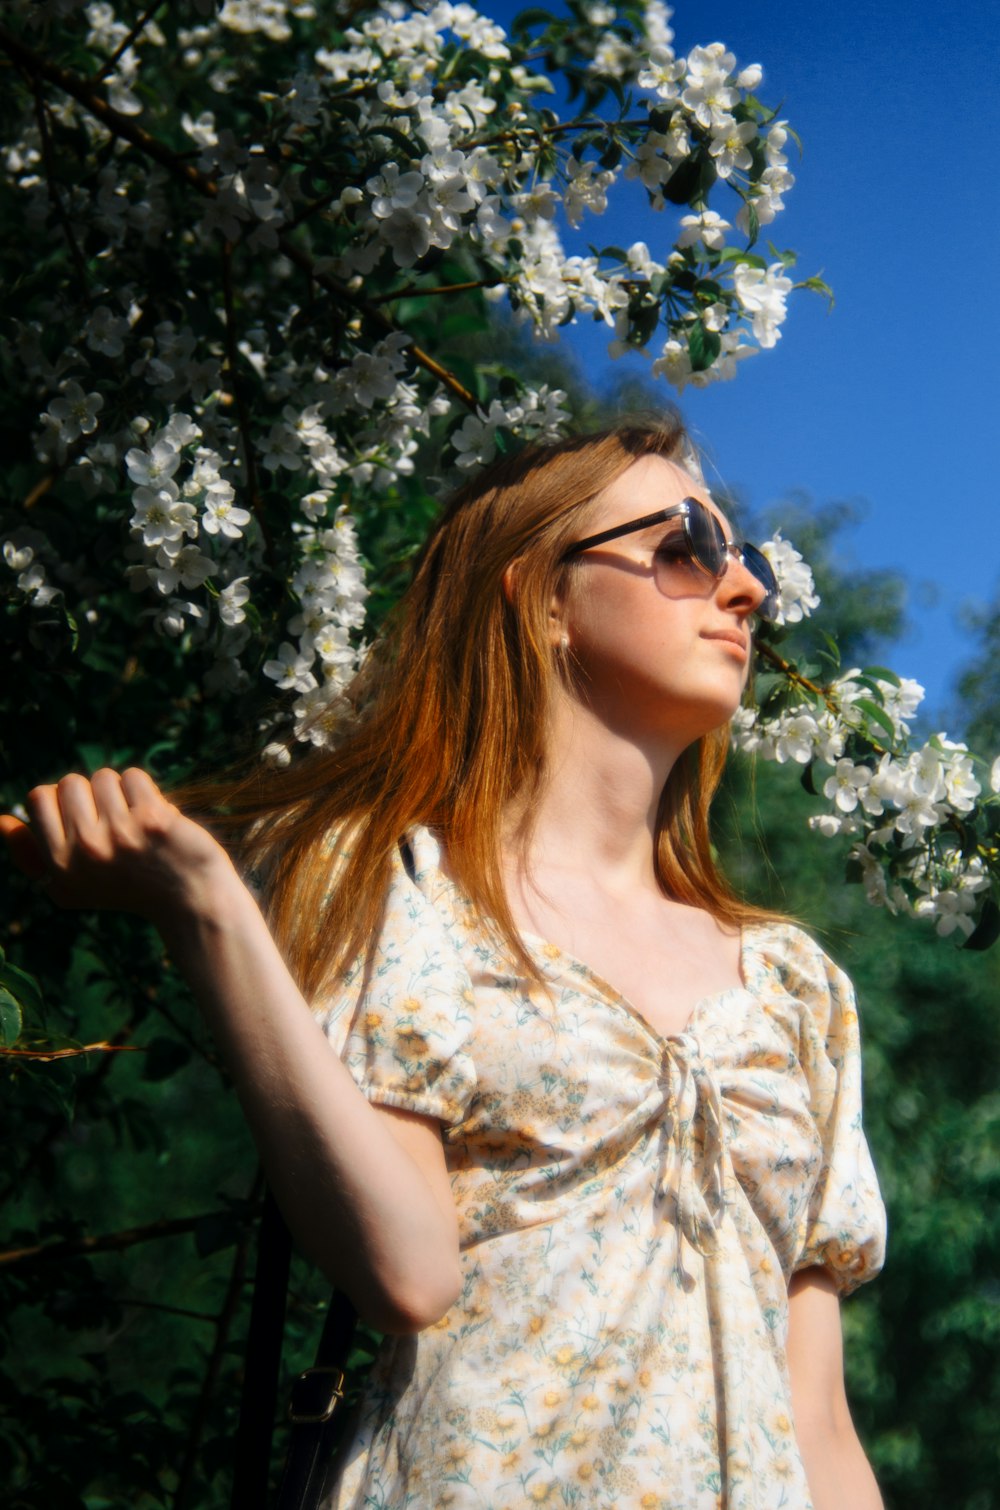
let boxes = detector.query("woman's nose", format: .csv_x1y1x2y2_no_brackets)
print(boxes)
718,547,767,613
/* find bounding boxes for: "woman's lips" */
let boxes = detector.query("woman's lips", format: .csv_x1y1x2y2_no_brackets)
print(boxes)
702,629,748,657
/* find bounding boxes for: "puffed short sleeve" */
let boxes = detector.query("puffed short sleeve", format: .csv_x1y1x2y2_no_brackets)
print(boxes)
777,928,887,1296
316,843,478,1128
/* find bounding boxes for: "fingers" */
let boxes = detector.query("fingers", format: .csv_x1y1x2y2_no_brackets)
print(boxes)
18,768,169,875
26,780,76,864
91,767,134,824
120,766,168,810
0,814,48,881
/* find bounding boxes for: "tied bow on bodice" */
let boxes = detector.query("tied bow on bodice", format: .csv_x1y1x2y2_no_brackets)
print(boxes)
656,1034,727,1257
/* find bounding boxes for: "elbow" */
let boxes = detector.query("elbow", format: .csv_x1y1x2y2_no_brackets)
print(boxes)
362,1265,463,1336
326,1245,462,1336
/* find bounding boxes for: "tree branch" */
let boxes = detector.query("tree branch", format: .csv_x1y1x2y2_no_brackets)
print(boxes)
754,638,827,698
171,1172,262,1510
0,1207,258,1270
28,75,89,296
753,639,892,756
368,275,505,305
220,240,275,563
0,1039,141,1061
90,0,163,86
0,23,480,410
120,1294,221,1324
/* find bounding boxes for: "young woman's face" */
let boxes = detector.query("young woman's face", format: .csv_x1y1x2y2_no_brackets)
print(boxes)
557,454,767,747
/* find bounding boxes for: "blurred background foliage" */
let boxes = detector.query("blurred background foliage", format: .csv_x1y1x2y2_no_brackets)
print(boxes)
1,14,998,1510
3,307,999,1508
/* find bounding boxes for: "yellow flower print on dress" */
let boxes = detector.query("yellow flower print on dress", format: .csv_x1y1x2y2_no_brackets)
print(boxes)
318,828,886,1510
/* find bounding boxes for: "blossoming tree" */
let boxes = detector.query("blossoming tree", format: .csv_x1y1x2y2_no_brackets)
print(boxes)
0,0,998,1023
3,3,1000,1503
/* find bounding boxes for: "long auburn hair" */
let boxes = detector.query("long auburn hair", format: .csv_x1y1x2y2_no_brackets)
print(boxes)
182,417,772,1002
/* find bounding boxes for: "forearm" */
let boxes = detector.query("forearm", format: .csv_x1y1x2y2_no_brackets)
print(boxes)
796,1418,883,1510
158,859,461,1333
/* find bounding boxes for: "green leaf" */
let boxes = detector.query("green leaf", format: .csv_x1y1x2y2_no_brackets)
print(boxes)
750,671,785,707
660,156,701,205
800,762,817,796
687,321,721,373
717,248,766,269
853,697,898,739
862,665,903,688
765,242,797,269
963,898,1000,952
604,74,627,113
511,7,556,30
0,962,44,1018
797,275,835,310
0,988,22,1048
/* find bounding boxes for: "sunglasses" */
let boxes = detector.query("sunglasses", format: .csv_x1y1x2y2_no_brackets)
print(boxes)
560,497,780,622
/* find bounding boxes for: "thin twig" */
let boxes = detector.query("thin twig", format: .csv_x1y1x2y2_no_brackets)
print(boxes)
220,240,274,563
171,1171,262,1510
463,114,646,152
90,0,163,86
0,1207,257,1270
120,1294,221,1324
753,640,892,756
0,1039,142,1061
368,276,505,305
23,471,57,510
754,639,826,698
0,25,480,410
28,77,89,295
0,1023,136,1211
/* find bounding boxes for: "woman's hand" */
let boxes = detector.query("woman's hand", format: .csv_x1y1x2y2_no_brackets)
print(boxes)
0,767,462,1331
0,768,236,925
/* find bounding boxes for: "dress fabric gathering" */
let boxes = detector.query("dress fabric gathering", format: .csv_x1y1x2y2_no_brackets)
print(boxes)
317,828,886,1510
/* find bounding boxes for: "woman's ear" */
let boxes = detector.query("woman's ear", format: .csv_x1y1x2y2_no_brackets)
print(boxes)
547,587,569,649
504,562,569,648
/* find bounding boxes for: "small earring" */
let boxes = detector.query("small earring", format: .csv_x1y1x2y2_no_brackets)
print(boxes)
559,632,570,652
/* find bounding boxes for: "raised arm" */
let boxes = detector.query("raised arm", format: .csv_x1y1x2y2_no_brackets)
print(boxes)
0,768,461,1334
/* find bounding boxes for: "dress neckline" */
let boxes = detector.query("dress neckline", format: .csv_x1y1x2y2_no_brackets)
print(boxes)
519,925,760,1048
404,825,764,1050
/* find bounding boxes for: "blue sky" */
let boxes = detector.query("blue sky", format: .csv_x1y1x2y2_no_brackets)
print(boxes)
491,0,1000,726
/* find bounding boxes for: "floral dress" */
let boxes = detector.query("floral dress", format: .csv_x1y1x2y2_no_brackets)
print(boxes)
318,828,886,1510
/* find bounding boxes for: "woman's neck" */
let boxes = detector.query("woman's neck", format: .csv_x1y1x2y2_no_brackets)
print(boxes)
503,688,686,897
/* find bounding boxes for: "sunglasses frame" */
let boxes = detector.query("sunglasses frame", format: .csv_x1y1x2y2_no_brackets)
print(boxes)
559,497,780,622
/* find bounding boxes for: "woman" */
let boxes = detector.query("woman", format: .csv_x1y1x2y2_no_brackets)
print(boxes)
1,419,886,1508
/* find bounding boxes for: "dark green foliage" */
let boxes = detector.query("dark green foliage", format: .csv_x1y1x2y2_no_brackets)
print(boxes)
0,6,996,1502
719,749,1000,1508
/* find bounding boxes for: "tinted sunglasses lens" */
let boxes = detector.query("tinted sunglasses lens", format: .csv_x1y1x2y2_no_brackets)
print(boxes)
741,543,780,621
685,499,727,574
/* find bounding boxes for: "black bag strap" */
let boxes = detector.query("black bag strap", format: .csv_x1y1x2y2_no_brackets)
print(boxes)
231,1188,357,1510
274,1286,358,1509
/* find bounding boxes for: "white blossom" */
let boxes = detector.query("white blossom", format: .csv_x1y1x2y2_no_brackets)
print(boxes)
218,576,251,626
731,262,793,348
202,493,252,539
823,758,872,814
760,533,819,624
263,641,318,692
46,381,104,443
676,211,731,250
